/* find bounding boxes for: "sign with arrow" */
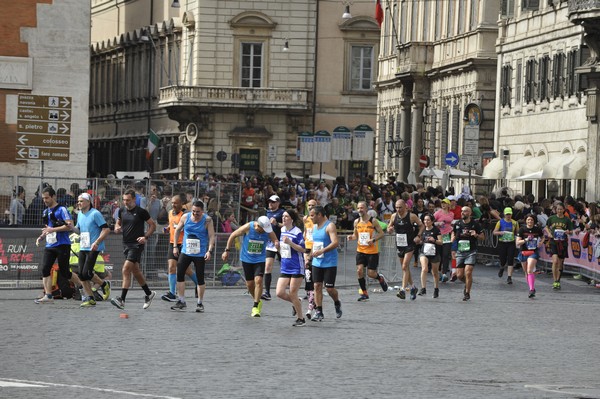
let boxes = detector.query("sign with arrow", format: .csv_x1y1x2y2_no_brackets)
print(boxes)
16,94,72,161
445,152,459,167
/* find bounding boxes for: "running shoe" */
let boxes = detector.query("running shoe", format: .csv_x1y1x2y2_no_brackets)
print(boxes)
92,288,103,302
450,273,457,282
357,293,370,302
257,299,263,314
440,274,449,283
507,276,513,285
573,274,583,280
261,292,272,301
462,292,470,301
110,296,125,310
410,286,418,300
305,309,313,320
102,281,111,301
292,318,306,327
498,266,504,278
143,291,156,309
196,303,204,313
433,288,439,299
555,281,561,290
528,289,536,298
378,274,389,292
80,298,96,308
418,288,427,296
34,295,54,304
171,300,187,311
397,289,406,299
335,302,342,318
312,311,324,322
161,291,177,302
251,306,261,317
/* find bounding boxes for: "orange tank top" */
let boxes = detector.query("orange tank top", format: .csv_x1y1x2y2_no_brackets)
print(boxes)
169,210,185,245
356,217,378,254
304,217,314,250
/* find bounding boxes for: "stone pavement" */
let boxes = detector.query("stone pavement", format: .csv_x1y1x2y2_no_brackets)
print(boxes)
0,264,599,399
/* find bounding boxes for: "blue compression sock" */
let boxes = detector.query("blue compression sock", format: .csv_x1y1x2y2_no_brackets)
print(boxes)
189,272,199,286
168,273,177,294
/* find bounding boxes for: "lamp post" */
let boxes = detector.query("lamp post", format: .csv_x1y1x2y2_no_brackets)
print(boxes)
385,134,410,158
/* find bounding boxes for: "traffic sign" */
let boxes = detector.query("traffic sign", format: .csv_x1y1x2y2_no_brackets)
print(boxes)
16,94,72,161
419,154,430,169
459,154,481,172
268,145,277,162
463,139,479,155
445,152,459,167
216,150,227,162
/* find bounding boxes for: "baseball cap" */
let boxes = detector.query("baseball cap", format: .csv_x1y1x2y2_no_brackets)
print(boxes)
256,216,273,233
442,198,451,205
503,207,513,215
79,193,92,202
268,195,280,202
447,195,457,201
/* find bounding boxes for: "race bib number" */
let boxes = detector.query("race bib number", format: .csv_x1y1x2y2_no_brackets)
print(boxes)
247,239,264,255
526,237,538,250
458,240,471,252
80,232,91,249
280,242,291,258
186,238,200,254
501,231,514,241
442,233,452,244
383,214,391,222
305,227,313,242
358,232,371,246
312,241,324,258
46,232,57,245
553,229,566,241
245,196,253,203
396,234,408,247
423,243,436,256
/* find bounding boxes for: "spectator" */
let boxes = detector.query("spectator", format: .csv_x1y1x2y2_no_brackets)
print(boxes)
10,186,26,226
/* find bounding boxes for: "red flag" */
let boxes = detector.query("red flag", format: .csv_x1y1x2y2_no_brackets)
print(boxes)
375,0,384,27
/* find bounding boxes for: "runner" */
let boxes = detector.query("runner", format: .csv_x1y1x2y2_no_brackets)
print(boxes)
493,207,519,284
170,200,215,312
262,195,284,300
348,201,387,301
451,206,484,301
309,205,342,321
516,214,545,298
221,216,279,317
302,199,317,320
72,193,111,307
275,209,306,326
387,199,424,300
418,213,442,298
434,198,454,282
544,202,573,290
110,189,157,310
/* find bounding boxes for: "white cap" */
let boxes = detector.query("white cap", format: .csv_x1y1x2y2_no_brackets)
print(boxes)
79,193,92,202
447,195,457,201
256,216,273,233
268,195,280,202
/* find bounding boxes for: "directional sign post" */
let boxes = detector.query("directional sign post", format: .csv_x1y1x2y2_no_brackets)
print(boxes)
445,152,459,167
16,94,72,161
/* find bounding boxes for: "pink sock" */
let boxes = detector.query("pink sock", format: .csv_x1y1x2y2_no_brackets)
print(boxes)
527,274,535,290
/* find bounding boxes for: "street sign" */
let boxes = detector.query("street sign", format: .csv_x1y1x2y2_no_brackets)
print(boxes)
463,139,479,155
459,154,481,171
445,152,459,167
268,145,277,162
16,94,72,161
419,154,430,169
216,150,227,162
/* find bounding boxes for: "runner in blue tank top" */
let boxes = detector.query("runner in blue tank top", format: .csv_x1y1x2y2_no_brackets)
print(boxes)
222,216,279,317
309,205,342,322
172,200,215,312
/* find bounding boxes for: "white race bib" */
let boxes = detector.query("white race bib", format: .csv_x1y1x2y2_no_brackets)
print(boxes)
312,241,324,258
423,243,436,256
396,233,408,247
553,229,566,241
46,232,57,245
186,238,200,254
305,227,313,242
80,232,91,249
358,232,371,246
280,242,291,258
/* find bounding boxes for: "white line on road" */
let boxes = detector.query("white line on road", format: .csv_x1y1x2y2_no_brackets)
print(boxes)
0,378,182,399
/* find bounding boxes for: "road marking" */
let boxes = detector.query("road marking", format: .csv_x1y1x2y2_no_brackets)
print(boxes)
0,378,181,399
526,384,600,397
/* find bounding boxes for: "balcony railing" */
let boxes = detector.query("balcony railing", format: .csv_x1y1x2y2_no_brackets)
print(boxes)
568,0,600,21
159,85,310,110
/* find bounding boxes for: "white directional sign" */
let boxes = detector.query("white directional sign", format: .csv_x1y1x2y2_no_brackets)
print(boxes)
16,94,71,161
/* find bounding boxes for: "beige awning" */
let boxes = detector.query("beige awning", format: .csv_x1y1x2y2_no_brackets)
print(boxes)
482,158,504,179
506,156,533,179
542,153,575,179
561,152,587,179
520,156,546,176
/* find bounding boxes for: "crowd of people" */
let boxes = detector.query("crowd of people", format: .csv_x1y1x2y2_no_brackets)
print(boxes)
19,171,600,326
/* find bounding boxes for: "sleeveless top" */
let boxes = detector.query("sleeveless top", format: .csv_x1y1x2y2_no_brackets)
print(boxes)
303,217,314,250
356,217,378,254
181,213,209,257
240,221,270,264
311,220,337,268
393,212,415,248
168,210,185,245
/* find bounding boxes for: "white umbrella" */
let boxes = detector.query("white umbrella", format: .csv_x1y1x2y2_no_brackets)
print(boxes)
309,173,337,181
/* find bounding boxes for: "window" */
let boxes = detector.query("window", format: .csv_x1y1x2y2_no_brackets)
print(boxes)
446,1,454,37
423,1,430,40
500,64,512,107
552,52,565,98
241,43,263,88
400,1,407,43
516,60,522,105
435,2,442,40
458,0,466,34
538,55,550,101
470,0,479,30
350,46,374,91
566,48,580,97
411,2,418,41
522,0,539,11
501,0,515,18
525,58,536,103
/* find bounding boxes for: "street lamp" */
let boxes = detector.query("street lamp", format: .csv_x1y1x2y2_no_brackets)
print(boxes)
171,0,181,8
385,134,410,158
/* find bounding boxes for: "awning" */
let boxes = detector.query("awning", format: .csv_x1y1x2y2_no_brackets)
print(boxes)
151,167,179,175
308,173,337,181
274,172,303,179
507,156,546,180
419,168,481,179
515,170,543,180
542,153,575,179
561,152,587,179
482,158,504,180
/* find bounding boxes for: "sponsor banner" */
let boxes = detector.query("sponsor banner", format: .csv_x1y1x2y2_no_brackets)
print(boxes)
331,126,352,161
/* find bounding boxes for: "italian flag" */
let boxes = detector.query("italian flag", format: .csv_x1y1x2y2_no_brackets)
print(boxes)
146,129,159,160
375,0,383,27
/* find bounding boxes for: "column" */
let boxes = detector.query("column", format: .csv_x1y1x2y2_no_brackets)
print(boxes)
410,99,424,184
398,100,411,181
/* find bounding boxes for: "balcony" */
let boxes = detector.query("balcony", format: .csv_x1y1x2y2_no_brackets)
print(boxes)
568,0,600,22
395,42,434,80
158,85,311,111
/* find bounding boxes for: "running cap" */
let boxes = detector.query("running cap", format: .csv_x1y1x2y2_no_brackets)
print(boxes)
257,216,273,233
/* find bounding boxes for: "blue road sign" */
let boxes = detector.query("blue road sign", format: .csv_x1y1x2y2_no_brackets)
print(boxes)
445,152,459,167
